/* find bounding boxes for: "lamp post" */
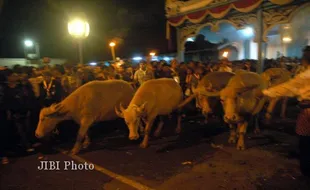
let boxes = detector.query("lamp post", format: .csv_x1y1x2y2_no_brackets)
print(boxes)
24,40,40,60
68,15,90,64
109,42,116,61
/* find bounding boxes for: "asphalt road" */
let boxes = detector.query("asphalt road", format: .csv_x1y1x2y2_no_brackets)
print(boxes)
1,112,310,190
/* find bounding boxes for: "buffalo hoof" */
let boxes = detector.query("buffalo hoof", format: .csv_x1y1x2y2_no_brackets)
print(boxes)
140,143,148,149
70,148,80,155
228,137,236,144
254,128,261,134
82,141,91,149
236,145,245,151
264,119,271,125
154,130,161,137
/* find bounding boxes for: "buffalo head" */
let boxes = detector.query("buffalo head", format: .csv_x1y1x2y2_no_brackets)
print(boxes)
115,102,147,140
193,83,220,117
220,84,260,123
35,103,68,138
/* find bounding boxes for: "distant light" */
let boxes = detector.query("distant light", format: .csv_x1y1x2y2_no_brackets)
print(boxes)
151,56,158,61
24,40,33,47
242,27,254,37
223,51,229,58
109,42,116,47
89,62,97,66
186,37,195,42
133,57,142,61
150,52,156,56
282,37,292,43
163,57,170,61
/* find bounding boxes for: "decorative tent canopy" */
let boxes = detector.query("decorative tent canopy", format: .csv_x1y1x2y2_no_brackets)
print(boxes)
167,0,293,26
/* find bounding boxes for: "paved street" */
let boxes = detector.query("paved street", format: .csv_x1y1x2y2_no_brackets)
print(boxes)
1,117,310,190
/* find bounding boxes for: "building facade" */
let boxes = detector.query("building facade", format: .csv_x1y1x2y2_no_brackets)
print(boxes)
166,0,310,72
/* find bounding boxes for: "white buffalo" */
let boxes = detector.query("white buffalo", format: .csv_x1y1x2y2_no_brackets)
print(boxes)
35,80,135,154
115,78,183,148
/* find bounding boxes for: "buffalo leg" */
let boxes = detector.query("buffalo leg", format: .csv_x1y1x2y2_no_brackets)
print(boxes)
280,97,288,119
82,133,91,149
71,118,92,155
154,116,164,137
140,118,155,148
228,124,237,144
175,114,182,134
139,120,145,135
254,115,260,134
236,121,248,150
265,97,279,123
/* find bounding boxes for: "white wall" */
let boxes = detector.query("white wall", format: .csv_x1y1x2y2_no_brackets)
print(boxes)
250,40,258,59
0,58,67,68
266,34,282,59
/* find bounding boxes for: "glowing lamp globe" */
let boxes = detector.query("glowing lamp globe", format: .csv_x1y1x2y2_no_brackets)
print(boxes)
68,18,90,39
223,51,229,58
109,42,116,47
24,40,33,47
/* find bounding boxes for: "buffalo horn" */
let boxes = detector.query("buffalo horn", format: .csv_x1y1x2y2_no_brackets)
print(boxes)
115,104,124,118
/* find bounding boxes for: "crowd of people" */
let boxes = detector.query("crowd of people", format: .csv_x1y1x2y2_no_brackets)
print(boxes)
0,53,309,176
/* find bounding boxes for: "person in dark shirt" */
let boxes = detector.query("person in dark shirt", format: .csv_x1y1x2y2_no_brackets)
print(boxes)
39,71,64,108
5,71,34,153
158,63,173,78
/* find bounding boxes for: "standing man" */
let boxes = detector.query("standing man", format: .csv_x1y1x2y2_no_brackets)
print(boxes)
134,61,154,87
6,71,34,153
39,71,63,108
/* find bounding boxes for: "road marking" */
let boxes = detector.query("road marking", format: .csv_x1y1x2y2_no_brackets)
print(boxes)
58,149,155,190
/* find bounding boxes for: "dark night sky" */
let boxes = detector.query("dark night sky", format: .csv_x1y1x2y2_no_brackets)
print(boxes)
0,0,168,62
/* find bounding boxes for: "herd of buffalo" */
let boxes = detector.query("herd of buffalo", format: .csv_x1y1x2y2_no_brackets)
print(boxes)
34,68,293,155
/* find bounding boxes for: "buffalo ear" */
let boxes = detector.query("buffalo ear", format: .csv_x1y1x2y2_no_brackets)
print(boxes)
45,103,68,118
137,102,147,113
115,105,124,118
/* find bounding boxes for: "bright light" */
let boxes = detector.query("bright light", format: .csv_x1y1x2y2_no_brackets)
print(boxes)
133,57,142,61
68,18,90,39
109,42,116,47
282,37,292,43
223,51,229,58
242,27,254,37
24,40,33,47
150,52,156,56
163,57,170,61
186,37,195,42
151,56,158,61
89,62,97,66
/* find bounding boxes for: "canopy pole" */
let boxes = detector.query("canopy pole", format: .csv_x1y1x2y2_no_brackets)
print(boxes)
176,28,185,62
257,6,264,73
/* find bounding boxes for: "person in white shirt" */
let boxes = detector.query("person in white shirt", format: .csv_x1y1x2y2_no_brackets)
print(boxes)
263,46,310,177
134,61,154,86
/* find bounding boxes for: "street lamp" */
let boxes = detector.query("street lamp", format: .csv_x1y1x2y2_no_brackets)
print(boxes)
24,40,33,47
24,39,40,60
223,51,229,58
68,15,90,64
109,42,116,61
150,52,156,56
282,37,292,43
